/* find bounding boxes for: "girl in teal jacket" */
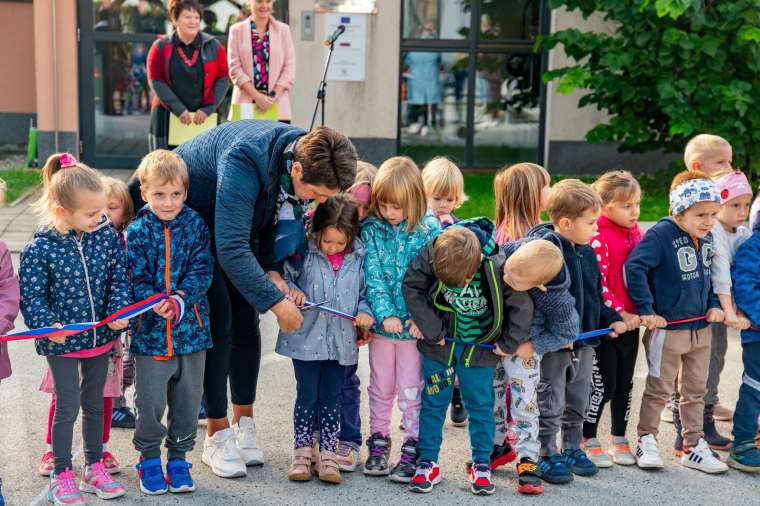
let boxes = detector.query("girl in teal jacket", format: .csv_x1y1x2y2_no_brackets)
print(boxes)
358,156,439,481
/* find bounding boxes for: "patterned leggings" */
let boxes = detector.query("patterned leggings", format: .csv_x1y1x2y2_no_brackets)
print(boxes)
292,359,345,453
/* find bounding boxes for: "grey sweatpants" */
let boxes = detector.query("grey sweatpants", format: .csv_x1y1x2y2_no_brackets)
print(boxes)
705,324,727,407
47,353,110,474
133,351,206,460
537,348,594,456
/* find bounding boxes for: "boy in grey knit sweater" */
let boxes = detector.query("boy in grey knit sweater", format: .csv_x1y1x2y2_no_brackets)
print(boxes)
493,239,579,495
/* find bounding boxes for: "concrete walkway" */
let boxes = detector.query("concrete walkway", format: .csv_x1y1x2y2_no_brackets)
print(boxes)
0,169,132,252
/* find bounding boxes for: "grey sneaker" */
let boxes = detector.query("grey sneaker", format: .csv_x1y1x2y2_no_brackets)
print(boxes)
581,438,612,468
363,433,391,476
608,436,636,466
388,438,418,483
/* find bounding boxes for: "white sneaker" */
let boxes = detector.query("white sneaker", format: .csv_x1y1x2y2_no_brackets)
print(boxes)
635,434,664,469
202,428,247,478
233,416,264,466
681,438,728,474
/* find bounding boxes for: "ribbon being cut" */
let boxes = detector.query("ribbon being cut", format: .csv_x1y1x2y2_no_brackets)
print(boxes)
0,293,184,343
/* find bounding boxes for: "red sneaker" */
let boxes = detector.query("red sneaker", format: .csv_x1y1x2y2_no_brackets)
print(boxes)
409,461,440,493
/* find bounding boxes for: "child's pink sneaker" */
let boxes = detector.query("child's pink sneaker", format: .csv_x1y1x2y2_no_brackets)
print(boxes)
39,451,55,477
79,460,127,499
102,451,121,474
47,469,85,506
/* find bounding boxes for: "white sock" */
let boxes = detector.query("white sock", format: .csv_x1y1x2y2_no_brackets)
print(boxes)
47,444,54,452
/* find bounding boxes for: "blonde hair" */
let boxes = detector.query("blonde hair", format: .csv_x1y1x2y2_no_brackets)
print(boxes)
102,176,135,231
494,162,550,241
135,150,189,190
422,157,468,206
545,179,602,222
36,153,104,223
684,134,732,171
370,156,427,232
347,160,378,194
433,227,481,287
591,170,641,205
505,239,564,286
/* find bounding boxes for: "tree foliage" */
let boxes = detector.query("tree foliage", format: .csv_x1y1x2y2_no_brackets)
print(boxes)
540,0,760,172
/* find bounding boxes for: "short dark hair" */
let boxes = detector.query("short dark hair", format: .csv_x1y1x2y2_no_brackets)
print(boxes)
311,193,360,246
169,0,202,20
296,126,357,191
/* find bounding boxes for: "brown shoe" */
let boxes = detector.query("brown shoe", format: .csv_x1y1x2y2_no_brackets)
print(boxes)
713,403,734,422
288,447,313,481
317,450,342,484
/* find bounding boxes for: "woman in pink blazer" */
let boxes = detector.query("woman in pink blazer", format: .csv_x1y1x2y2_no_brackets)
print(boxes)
227,0,295,122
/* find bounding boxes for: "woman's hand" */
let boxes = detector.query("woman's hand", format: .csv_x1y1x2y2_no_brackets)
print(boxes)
178,111,192,125
253,91,275,112
193,110,208,125
266,271,289,295
271,298,303,333
288,288,306,307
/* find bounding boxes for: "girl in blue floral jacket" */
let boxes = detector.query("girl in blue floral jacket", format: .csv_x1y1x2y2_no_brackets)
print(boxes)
20,153,131,504
359,156,439,481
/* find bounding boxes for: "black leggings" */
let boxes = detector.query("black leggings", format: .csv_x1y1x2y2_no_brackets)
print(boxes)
583,330,640,439
203,263,262,420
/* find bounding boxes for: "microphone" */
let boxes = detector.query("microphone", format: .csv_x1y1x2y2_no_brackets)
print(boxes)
324,24,346,47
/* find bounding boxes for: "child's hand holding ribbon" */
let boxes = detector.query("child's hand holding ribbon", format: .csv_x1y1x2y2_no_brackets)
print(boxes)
354,312,374,329
107,319,129,331
48,323,66,344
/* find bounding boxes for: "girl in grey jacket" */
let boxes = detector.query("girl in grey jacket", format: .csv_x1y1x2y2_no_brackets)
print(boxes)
276,195,374,484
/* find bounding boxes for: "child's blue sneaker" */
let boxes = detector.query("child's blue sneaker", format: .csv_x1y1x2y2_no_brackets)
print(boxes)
728,443,760,473
538,454,573,484
136,457,168,495
0,477,4,506
562,448,598,476
167,459,196,493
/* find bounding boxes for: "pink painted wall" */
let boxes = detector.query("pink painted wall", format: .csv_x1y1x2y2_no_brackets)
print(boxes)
0,2,37,113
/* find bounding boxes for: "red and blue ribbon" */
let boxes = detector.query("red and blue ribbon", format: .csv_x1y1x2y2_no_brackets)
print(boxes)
0,294,184,343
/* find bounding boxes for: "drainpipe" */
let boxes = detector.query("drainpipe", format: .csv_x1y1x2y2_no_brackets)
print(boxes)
51,0,60,152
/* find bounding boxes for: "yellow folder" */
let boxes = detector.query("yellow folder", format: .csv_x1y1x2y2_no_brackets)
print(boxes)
168,112,218,146
231,103,279,121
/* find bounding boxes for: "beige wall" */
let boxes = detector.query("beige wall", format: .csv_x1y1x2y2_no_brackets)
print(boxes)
287,0,399,139
33,0,79,134
544,7,613,145
0,2,36,113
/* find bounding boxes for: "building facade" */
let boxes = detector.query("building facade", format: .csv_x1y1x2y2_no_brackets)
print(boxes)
0,0,669,172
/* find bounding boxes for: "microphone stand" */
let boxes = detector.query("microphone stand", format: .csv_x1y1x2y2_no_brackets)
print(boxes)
310,35,341,131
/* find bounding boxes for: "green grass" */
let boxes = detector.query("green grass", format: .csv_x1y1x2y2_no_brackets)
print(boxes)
400,144,537,168
457,172,670,222
0,167,42,205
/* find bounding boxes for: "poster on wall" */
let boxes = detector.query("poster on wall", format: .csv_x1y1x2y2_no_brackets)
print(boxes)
324,13,367,82
315,0,377,14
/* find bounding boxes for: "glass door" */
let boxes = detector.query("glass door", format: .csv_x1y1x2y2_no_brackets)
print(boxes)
399,0,547,169
78,0,288,169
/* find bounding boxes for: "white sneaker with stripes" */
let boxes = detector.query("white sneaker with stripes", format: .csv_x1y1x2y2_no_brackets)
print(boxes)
635,434,664,469
681,438,728,474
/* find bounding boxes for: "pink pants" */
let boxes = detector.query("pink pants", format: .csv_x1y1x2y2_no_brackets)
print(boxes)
368,335,423,441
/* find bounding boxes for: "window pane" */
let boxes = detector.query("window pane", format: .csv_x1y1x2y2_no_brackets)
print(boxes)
94,41,151,157
92,0,169,34
473,52,540,167
480,0,541,41
403,0,470,39
400,51,469,165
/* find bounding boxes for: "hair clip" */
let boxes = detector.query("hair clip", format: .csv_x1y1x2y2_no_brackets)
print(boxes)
59,152,77,168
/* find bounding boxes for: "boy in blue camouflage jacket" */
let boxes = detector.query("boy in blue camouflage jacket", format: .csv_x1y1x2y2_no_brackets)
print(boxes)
127,150,214,495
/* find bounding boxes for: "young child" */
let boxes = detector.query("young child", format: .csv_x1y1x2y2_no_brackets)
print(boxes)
625,170,727,474
527,179,627,484
20,153,130,504
728,195,760,472
103,176,137,429
278,194,374,484
695,171,753,452
421,157,467,229
38,177,136,477
421,157,469,427
0,238,20,506
581,171,643,467
128,150,214,494
494,162,551,245
360,156,439,482
334,161,377,472
402,219,536,495
491,162,551,468
684,133,733,178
